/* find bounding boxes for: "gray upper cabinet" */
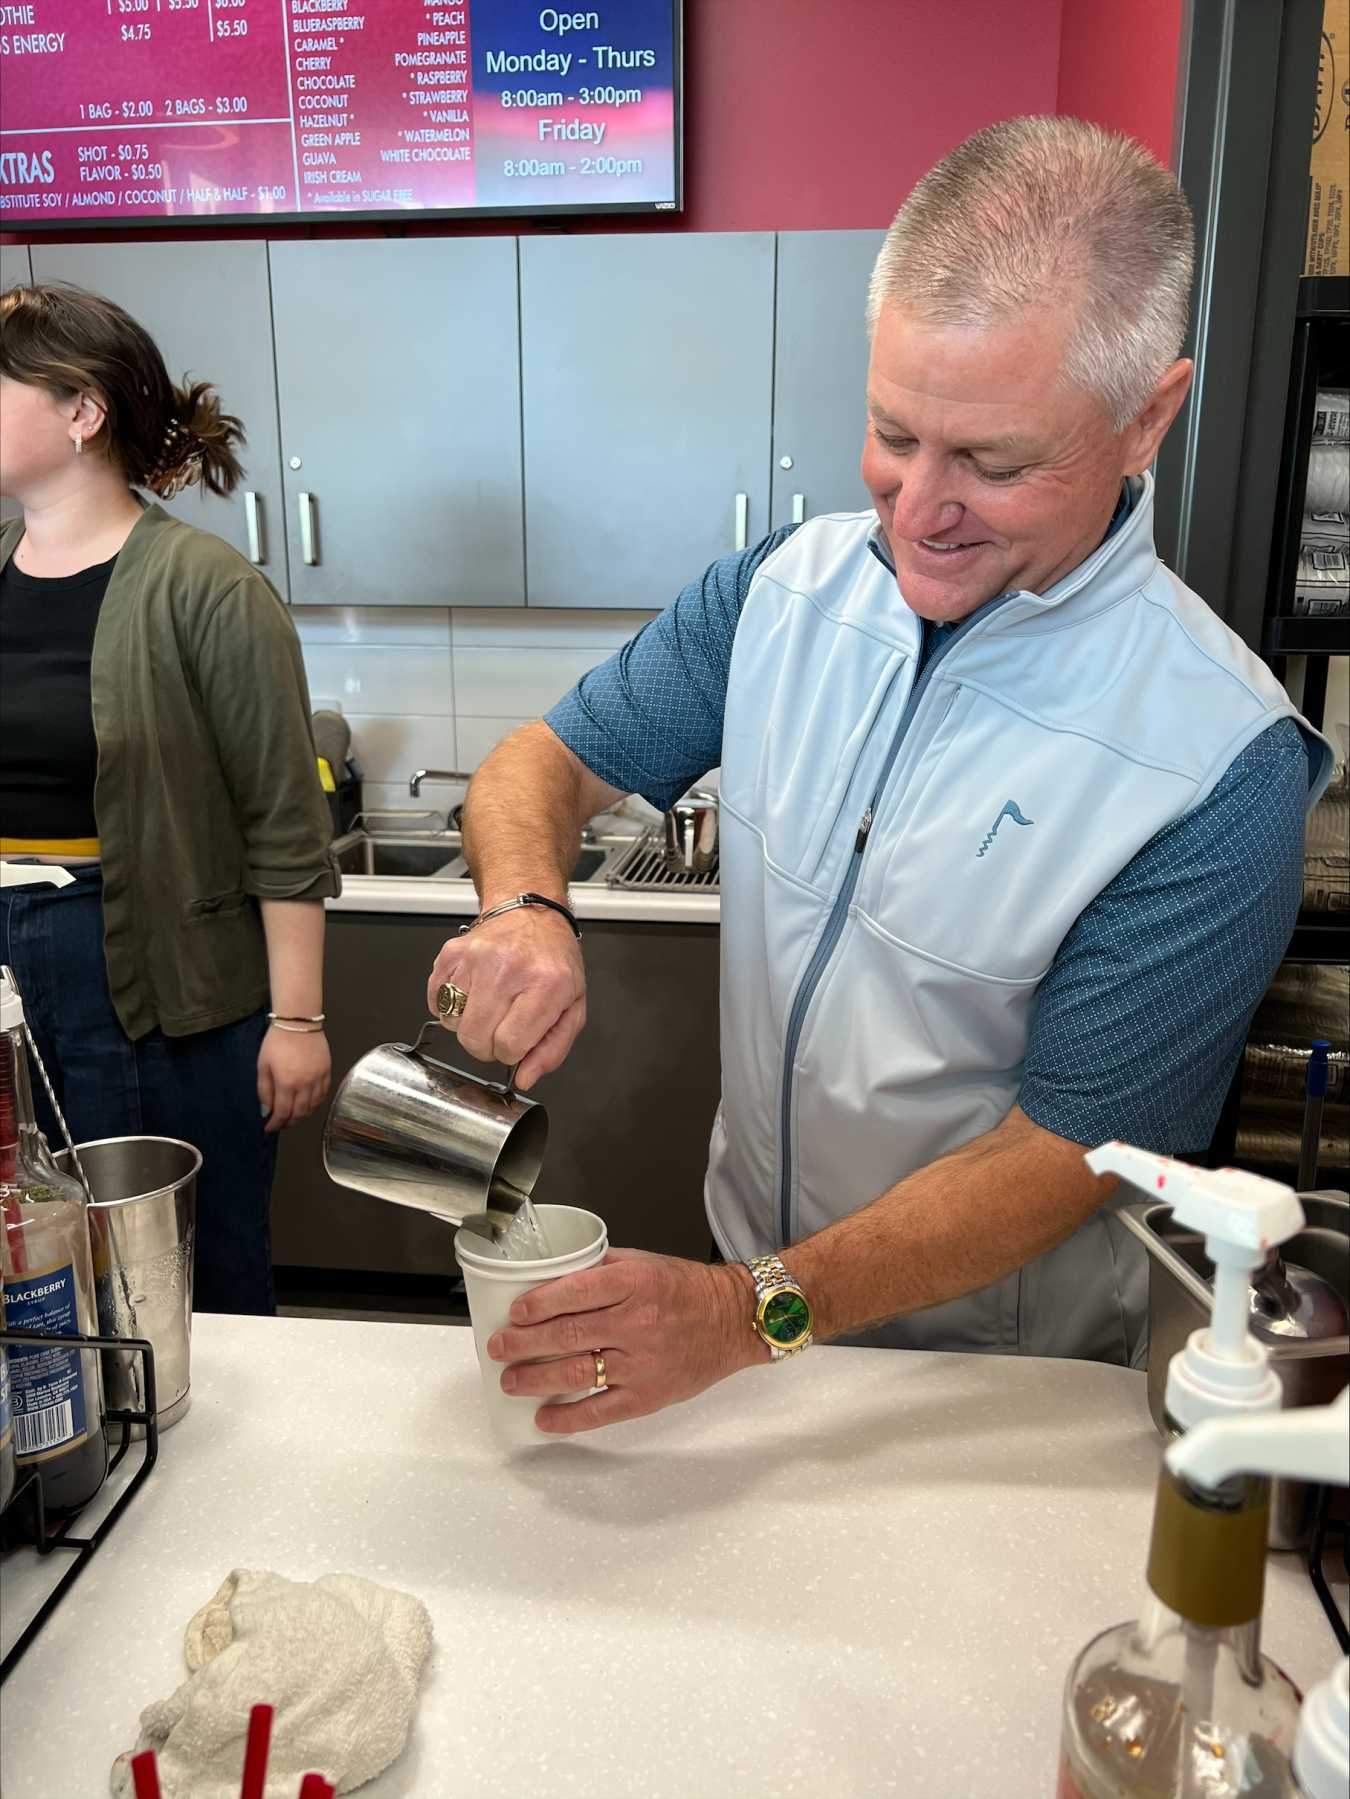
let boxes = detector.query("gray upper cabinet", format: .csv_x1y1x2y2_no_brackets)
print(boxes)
28,241,289,592
521,233,775,609
770,230,885,531
0,244,31,292
270,239,524,609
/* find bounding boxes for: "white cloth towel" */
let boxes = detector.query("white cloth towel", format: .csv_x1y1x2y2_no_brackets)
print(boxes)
110,1570,433,1798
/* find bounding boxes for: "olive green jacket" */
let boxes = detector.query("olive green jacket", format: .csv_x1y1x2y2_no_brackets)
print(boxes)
1,505,340,1039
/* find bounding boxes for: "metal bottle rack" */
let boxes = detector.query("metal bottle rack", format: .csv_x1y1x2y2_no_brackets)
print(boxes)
0,1325,158,1682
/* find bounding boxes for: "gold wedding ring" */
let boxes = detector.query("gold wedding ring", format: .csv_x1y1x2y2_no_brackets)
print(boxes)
592,1352,607,1391
436,981,468,1025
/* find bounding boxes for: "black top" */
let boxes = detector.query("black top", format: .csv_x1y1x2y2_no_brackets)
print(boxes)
0,552,117,841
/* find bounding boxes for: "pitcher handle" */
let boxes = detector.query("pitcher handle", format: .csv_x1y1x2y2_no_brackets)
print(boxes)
408,1018,521,1099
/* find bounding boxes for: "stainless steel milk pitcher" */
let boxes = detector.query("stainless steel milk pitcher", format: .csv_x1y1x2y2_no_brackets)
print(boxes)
58,1135,200,1435
323,1021,549,1239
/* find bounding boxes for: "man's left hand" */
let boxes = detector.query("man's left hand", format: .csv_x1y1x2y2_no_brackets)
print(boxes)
487,1248,769,1433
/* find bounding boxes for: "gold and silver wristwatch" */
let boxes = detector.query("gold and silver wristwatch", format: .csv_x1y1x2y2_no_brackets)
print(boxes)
746,1255,814,1360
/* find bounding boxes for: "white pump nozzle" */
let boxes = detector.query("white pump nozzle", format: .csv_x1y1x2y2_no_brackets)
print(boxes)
1165,1385,1349,1489
1086,1143,1306,1426
1163,1388,1350,1799
0,965,24,1033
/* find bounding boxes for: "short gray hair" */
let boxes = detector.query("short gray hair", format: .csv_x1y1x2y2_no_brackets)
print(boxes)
867,116,1194,432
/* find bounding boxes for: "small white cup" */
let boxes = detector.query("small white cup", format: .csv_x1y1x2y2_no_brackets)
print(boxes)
454,1204,608,1448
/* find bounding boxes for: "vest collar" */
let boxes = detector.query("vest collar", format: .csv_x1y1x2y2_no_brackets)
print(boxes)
864,472,1159,635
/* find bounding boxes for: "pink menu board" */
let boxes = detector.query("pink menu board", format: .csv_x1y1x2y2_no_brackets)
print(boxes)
0,0,679,223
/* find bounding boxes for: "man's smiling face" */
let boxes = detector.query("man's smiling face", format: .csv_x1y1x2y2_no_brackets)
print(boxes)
861,303,1192,623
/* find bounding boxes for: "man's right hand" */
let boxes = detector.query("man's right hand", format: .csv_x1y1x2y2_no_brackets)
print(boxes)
426,904,586,1090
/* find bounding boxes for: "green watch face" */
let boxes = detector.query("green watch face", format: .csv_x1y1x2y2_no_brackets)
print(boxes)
760,1288,811,1347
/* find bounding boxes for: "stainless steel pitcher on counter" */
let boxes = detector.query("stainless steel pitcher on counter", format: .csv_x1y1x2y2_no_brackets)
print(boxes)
324,1021,549,1240
58,1135,200,1436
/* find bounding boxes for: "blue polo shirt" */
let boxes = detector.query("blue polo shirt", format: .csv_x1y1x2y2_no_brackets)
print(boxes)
547,514,1311,1156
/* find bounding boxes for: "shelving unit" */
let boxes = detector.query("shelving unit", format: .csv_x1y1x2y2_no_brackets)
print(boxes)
1211,273,1349,1179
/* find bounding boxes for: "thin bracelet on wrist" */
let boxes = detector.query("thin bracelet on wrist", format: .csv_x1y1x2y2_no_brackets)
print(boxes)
459,893,581,940
268,1013,326,1033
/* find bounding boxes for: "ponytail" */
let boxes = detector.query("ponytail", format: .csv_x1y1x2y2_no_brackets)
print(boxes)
0,283,246,499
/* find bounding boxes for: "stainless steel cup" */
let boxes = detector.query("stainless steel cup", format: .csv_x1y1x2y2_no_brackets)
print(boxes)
323,1022,549,1237
1120,1192,1349,1549
58,1136,200,1435
663,792,718,875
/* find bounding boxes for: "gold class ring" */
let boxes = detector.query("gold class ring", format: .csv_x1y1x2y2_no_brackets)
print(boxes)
593,1352,607,1391
436,981,468,1024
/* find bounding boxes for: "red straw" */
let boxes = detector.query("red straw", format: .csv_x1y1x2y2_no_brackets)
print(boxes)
297,1777,336,1799
130,1752,162,1799
239,1704,273,1799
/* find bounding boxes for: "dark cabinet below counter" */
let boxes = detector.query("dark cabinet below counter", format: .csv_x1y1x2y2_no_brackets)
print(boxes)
273,912,722,1288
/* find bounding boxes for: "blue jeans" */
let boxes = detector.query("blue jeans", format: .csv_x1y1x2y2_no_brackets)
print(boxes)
0,869,277,1314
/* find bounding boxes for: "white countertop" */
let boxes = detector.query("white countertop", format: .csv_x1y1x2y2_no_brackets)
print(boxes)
1,1318,1340,1798
328,877,720,926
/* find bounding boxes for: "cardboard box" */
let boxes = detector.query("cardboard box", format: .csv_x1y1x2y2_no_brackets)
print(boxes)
1305,0,1348,277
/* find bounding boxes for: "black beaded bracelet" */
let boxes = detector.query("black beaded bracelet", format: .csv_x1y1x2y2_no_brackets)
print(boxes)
460,892,582,939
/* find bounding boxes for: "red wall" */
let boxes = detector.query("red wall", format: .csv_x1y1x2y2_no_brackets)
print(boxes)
1,0,1185,245
1055,0,1187,169
678,0,1061,233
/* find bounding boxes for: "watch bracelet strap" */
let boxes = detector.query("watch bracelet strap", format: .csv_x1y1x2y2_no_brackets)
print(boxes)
460,892,582,939
748,1254,800,1297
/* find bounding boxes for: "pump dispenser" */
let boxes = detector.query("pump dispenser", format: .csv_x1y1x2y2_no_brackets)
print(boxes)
1057,1148,1314,1799
1086,1143,1304,1429
1167,1391,1349,1799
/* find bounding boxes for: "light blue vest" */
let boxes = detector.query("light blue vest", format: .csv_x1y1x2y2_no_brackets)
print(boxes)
708,475,1332,1361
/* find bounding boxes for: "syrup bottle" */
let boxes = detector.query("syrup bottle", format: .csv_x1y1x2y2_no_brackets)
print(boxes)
0,968,106,1517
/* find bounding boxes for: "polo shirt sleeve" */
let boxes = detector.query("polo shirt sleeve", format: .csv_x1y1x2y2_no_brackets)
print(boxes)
1018,717,1311,1153
544,527,798,811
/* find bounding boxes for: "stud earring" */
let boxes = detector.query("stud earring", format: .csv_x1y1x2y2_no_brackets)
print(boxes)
75,434,83,455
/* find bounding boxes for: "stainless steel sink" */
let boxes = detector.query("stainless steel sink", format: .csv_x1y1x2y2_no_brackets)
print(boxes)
335,832,462,878
333,830,618,884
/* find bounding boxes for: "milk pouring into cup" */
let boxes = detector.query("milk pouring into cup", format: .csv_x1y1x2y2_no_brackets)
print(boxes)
324,1022,607,1443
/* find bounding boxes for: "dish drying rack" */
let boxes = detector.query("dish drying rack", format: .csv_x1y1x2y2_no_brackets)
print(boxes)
604,828,719,891
0,1326,158,1681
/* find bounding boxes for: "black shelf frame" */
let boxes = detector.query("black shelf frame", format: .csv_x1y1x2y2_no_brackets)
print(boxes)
0,1327,158,1683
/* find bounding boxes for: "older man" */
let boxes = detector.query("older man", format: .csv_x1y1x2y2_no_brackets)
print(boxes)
428,117,1331,1431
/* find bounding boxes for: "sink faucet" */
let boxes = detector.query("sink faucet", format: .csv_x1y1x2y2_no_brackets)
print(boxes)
409,769,474,798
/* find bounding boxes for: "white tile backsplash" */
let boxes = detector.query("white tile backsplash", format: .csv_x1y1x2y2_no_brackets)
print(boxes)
341,713,458,785
291,605,452,646
451,608,654,650
304,642,455,718
299,603,652,792
455,716,537,770
453,645,605,718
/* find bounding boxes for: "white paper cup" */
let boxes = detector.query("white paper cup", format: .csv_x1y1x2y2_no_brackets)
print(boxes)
454,1205,608,1448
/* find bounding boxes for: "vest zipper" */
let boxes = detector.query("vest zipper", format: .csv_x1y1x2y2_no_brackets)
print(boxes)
774,594,1013,1247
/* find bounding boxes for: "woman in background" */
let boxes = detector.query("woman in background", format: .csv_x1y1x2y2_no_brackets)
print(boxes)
0,283,338,1313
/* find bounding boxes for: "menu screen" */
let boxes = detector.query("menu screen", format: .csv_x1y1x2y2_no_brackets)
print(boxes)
0,0,679,224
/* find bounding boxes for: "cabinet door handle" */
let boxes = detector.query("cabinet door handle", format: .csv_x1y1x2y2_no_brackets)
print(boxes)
734,493,748,552
244,490,265,563
791,493,806,525
298,492,318,565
